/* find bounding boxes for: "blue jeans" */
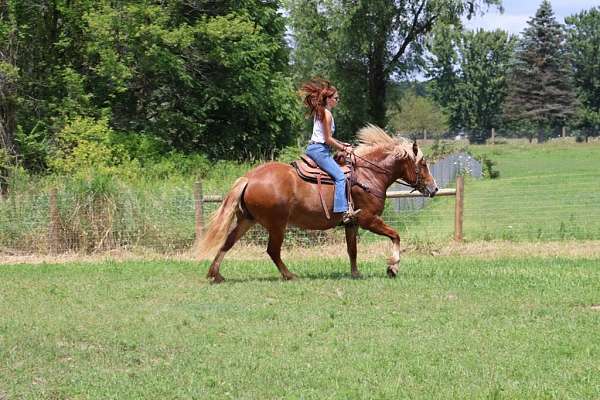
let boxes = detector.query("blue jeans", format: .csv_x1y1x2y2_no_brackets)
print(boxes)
306,143,348,213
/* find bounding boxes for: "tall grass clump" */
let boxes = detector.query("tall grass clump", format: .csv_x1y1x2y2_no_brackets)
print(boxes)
0,166,51,252
0,135,260,254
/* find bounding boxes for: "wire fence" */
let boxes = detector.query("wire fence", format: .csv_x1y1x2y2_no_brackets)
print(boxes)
391,152,481,212
1,152,599,256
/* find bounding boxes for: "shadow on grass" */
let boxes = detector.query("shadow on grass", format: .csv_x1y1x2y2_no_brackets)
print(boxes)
209,271,376,285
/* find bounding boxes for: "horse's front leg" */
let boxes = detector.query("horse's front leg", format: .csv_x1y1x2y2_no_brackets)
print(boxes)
344,223,361,278
361,215,401,278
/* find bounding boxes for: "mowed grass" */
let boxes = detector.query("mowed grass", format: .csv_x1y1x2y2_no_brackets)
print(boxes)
381,141,600,243
1,257,600,399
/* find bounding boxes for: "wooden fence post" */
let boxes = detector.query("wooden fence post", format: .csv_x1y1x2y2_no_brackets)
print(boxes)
454,176,464,242
194,179,204,244
48,188,61,254
491,128,496,144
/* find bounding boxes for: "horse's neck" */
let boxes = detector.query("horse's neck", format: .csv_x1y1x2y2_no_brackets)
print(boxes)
355,153,396,190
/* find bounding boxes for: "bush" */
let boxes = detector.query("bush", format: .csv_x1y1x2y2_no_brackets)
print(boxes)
276,144,305,164
49,116,129,176
478,155,500,179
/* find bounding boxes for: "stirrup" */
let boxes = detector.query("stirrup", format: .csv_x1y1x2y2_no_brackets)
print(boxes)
342,208,361,224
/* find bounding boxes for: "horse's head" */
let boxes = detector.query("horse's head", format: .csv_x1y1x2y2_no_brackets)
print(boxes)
404,141,438,197
355,125,438,197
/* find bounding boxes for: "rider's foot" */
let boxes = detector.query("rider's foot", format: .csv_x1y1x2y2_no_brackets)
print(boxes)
342,208,361,224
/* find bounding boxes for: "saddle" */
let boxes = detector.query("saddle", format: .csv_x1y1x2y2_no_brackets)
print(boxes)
291,155,354,220
292,155,352,185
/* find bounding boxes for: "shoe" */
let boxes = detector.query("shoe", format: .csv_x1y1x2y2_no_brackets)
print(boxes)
342,208,361,224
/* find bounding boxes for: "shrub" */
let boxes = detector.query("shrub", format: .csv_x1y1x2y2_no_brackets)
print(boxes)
477,154,500,179
49,116,129,176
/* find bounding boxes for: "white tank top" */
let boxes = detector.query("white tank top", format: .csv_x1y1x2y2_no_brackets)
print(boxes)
311,111,335,143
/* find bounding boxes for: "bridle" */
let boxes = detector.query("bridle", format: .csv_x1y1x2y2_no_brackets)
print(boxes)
350,150,423,193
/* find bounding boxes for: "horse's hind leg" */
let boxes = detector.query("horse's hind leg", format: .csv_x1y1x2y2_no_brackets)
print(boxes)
207,216,255,283
266,226,297,281
345,224,361,278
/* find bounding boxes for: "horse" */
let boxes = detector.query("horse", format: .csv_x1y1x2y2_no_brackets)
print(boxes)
198,124,438,283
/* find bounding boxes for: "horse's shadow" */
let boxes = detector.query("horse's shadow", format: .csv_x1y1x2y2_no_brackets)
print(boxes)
208,271,371,285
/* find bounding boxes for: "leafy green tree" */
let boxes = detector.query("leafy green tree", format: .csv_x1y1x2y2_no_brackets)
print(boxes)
388,89,447,140
0,1,18,162
504,0,578,142
565,7,600,141
285,0,501,139
83,1,300,160
427,26,516,143
2,0,301,168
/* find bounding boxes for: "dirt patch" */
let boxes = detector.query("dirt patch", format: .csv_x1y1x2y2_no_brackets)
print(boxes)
2,240,600,265
435,241,600,259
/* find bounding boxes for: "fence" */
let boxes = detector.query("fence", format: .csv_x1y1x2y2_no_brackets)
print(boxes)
391,152,480,212
194,177,464,244
0,152,472,255
2,151,599,256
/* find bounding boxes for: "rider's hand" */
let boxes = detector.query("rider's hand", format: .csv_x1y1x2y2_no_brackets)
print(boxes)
343,145,353,154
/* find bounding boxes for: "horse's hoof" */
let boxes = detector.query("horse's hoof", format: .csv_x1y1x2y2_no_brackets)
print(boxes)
209,274,225,284
386,267,398,278
351,272,363,279
282,273,298,281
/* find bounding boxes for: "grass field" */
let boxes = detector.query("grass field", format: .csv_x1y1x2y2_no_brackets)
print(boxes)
378,141,600,243
2,257,600,399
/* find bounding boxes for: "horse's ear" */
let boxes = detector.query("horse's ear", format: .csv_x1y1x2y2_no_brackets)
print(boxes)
412,140,418,157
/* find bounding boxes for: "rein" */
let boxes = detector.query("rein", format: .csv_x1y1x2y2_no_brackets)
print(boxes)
350,150,422,193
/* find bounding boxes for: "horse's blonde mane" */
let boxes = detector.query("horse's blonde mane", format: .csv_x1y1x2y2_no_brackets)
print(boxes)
355,124,419,160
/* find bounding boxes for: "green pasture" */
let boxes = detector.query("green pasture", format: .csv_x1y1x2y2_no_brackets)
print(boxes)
1,257,600,399
381,141,600,243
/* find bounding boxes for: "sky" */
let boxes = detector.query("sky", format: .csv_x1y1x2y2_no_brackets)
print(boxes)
463,0,599,34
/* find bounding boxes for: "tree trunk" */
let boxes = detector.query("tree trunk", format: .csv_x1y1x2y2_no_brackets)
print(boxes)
0,101,18,157
0,103,17,198
0,6,19,198
537,127,546,143
367,43,388,128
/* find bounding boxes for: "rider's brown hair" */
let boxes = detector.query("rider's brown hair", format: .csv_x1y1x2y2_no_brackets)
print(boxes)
300,78,337,122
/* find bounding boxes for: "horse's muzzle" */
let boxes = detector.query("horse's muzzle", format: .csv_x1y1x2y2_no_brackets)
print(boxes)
423,185,438,198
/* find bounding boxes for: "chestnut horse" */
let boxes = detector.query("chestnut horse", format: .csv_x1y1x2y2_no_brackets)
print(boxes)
198,125,438,283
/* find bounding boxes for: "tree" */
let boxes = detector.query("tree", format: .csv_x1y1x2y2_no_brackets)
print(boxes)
565,7,600,141
503,0,578,142
2,0,301,168
388,89,447,140
285,0,502,139
0,1,18,161
81,0,301,160
427,26,516,143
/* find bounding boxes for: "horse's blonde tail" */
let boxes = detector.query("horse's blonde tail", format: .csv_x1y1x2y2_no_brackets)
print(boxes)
196,177,249,260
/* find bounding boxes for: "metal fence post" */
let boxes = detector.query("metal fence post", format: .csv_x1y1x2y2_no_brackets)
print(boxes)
454,176,464,242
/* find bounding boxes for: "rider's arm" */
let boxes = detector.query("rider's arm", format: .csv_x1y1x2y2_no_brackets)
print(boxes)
322,110,351,152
